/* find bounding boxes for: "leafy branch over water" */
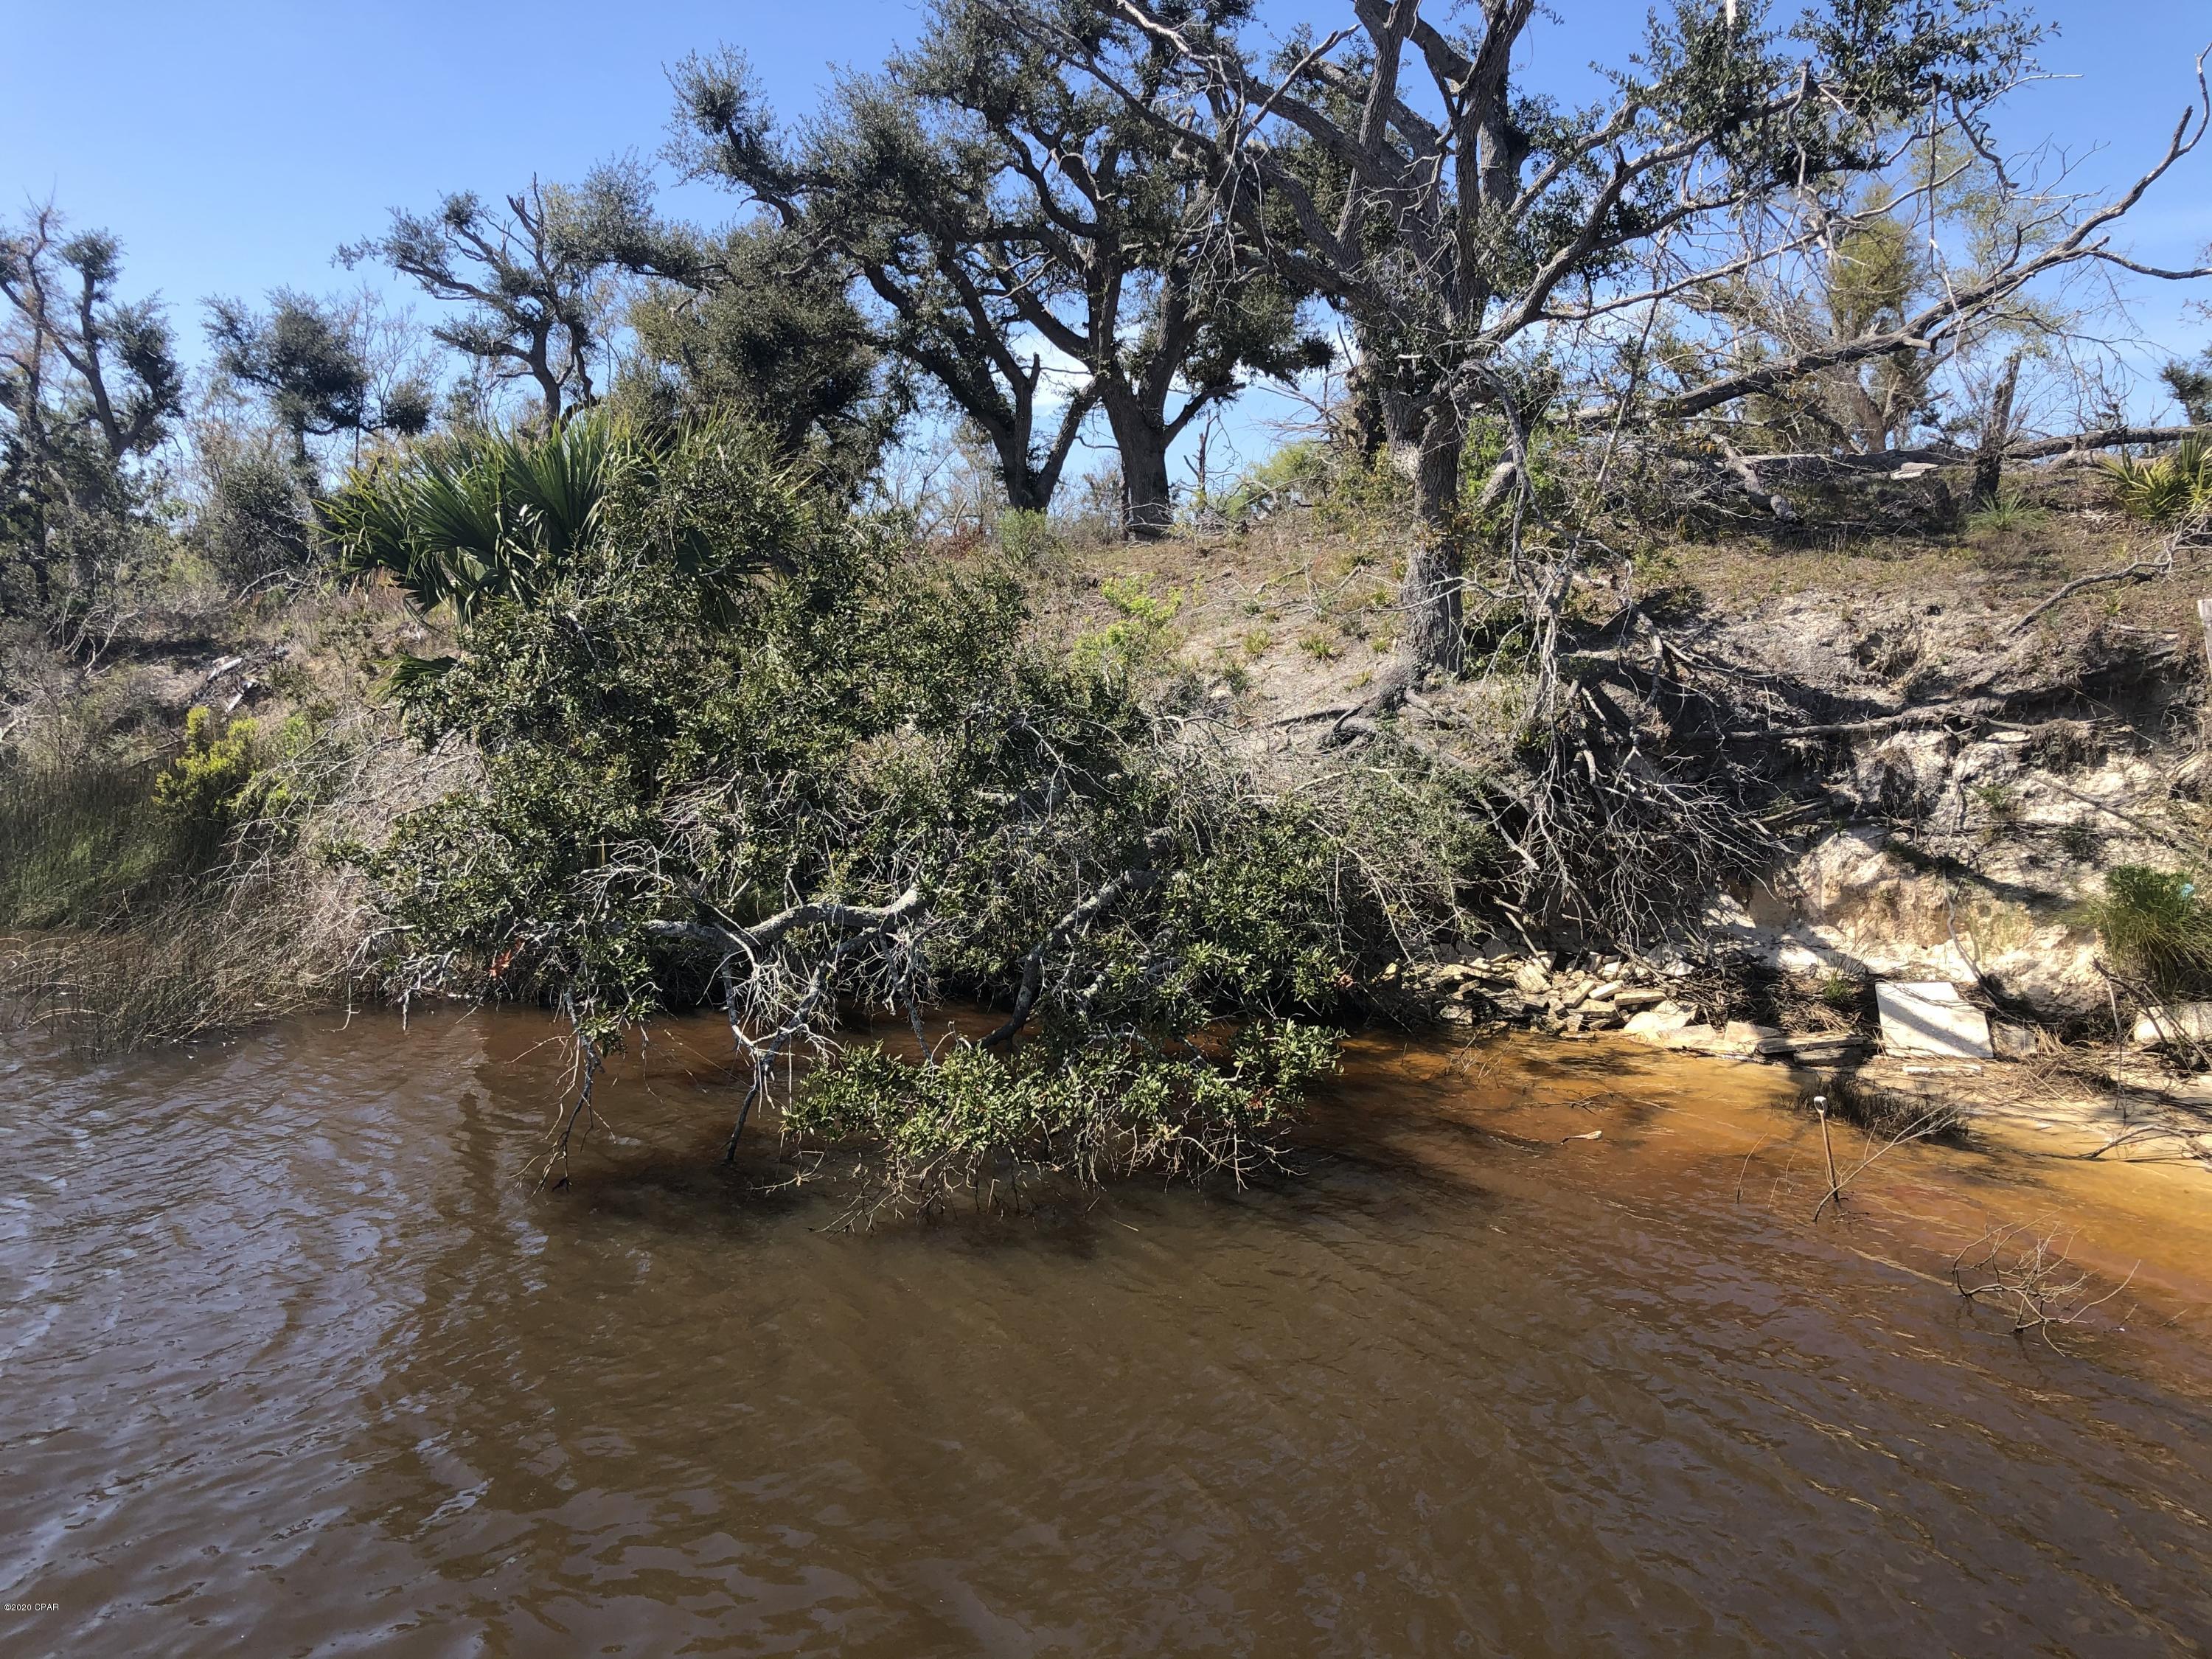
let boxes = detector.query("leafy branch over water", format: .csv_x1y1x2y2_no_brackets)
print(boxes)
339,417,1481,1187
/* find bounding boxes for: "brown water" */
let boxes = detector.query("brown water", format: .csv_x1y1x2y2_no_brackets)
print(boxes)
6,1012,2212,1657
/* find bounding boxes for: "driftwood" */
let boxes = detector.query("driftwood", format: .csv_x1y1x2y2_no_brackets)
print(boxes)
1725,695,2006,742
646,887,928,956
1703,422,2212,490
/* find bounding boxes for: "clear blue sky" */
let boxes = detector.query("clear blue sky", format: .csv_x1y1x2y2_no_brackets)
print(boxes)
4,0,2208,449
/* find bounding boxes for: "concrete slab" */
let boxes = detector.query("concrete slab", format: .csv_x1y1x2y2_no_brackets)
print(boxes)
1621,1004,1693,1046
1876,981,1992,1060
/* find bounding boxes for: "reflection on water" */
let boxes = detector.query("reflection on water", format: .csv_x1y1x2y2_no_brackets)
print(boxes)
4,1012,2211,1656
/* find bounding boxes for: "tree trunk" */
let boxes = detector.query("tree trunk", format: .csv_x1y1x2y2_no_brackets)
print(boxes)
1002,473,1051,514
1387,396,1467,675
1972,352,2023,507
1099,382,1175,540
985,421,1058,516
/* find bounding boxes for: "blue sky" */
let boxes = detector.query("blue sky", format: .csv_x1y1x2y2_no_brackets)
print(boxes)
5,0,2209,470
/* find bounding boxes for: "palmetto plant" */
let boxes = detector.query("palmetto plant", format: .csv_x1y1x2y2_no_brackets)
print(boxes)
2101,435,2212,524
322,415,807,686
321,412,626,623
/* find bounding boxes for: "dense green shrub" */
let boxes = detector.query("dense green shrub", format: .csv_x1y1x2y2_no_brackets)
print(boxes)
153,706,310,846
352,419,1481,1183
153,706,261,825
198,435,315,584
2076,864,2212,993
793,1021,1338,1212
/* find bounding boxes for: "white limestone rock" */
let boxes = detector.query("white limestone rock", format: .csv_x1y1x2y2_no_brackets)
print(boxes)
1876,981,1992,1060
2131,1003,2212,1047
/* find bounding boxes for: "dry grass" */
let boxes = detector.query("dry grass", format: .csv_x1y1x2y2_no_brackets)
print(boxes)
0,575,458,1054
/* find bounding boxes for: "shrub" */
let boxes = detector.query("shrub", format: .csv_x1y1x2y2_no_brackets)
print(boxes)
1962,490,2048,537
1220,440,1329,522
198,436,314,584
352,420,1482,1182
1069,575,1185,685
154,707,261,825
995,508,1061,565
2101,437,2212,524
2076,864,2212,993
791,1021,1338,1218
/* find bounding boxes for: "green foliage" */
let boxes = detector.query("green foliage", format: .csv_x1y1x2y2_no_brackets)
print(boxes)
1818,971,1864,1012
1220,440,1329,521
2101,437,2212,524
323,411,810,636
0,755,176,928
2160,351,2212,425
1462,416,1573,523
1961,489,2047,536
0,695,318,932
197,428,315,582
154,706,260,825
1,204,186,622
355,420,1479,1188
206,289,427,457
2056,820,2100,862
341,165,669,422
791,1021,1338,1201
322,413,623,621
1069,575,1185,686
670,16,1329,529
2076,865,2212,993
1315,447,1416,538
152,706,310,848
995,508,1061,565
619,221,902,487
359,439,1108,1036
1969,779,2020,841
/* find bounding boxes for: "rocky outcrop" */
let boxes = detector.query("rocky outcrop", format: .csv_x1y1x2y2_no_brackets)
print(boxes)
1394,948,1864,1063
1682,594,2201,1026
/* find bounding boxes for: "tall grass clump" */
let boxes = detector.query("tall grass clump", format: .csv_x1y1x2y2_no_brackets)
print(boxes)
0,754,179,928
2075,864,2212,994
1962,489,2048,537
1,699,394,1054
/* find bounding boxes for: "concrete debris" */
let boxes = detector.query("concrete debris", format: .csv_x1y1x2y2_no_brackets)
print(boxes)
1621,1004,1694,1044
1876,981,1993,1060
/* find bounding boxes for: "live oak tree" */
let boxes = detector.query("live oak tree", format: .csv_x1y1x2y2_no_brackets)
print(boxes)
342,164,674,423
672,49,1101,516
617,220,907,488
671,1,1329,535
897,0,1329,535
206,290,434,468
1032,0,2206,675
0,203,184,617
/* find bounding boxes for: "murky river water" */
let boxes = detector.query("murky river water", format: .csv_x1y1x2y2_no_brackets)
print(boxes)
5,1011,2212,1656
